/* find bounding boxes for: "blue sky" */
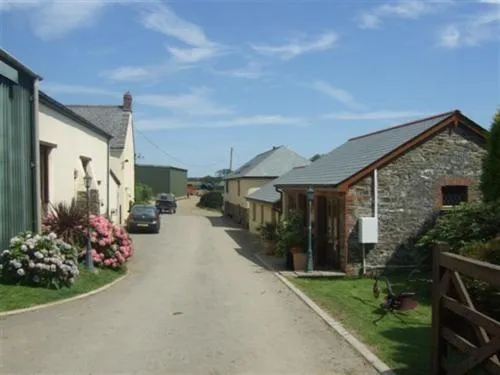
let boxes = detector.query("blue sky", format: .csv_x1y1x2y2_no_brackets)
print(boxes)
1,0,499,177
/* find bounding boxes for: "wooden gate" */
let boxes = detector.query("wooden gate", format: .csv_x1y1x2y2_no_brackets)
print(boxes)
431,244,500,374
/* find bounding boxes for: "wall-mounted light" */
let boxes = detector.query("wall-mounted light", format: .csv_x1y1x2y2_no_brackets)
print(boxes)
73,169,78,180
97,180,102,186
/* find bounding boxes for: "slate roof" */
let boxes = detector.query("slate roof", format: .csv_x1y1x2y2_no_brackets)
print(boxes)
246,165,310,203
225,146,310,180
275,111,457,187
67,105,130,149
39,92,113,140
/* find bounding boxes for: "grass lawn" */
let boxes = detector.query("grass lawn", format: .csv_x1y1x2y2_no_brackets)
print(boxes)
291,274,432,375
0,266,126,313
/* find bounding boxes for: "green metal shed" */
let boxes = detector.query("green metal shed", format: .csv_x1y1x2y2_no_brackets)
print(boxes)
0,49,41,250
135,164,188,198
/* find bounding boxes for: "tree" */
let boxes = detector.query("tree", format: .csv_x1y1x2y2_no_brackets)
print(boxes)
310,153,322,162
135,183,154,204
215,168,232,178
480,110,500,202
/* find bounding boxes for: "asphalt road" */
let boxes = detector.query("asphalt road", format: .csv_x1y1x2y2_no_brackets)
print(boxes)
1,198,377,375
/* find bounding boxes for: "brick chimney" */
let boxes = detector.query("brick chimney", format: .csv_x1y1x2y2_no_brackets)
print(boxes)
123,91,132,112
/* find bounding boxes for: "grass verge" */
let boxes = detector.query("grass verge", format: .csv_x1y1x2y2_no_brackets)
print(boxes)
0,265,126,313
290,274,432,375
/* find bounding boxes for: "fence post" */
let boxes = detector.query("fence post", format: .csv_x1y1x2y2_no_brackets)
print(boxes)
431,243,447,375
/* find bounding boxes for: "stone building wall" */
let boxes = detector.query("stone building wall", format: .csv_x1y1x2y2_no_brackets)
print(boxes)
345,124,486,274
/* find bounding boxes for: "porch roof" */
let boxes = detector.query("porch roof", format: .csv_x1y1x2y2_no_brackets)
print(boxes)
275,111,473,188
246,165,310,203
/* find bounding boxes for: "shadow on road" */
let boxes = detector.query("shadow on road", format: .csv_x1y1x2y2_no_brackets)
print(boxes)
223,228,269,270
205,215,242,229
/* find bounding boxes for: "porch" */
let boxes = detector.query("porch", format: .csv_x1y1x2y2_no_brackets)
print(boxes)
283,188,347,272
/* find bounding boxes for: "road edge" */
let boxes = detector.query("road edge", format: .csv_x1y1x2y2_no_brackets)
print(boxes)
255,252,396,375
0,273,128,318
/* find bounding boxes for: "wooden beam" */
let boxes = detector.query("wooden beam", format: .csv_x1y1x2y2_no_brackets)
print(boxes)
442,296,500,337
441,253,500,288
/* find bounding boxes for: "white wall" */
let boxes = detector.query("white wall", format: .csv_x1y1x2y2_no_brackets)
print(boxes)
108,115,135,225
109,175,120,223
39,103,109,214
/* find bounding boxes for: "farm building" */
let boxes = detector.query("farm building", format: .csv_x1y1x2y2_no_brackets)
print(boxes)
135,164,188,198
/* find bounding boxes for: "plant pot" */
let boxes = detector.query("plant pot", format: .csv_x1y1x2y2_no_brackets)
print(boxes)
291,247,306,271
264,240,276,255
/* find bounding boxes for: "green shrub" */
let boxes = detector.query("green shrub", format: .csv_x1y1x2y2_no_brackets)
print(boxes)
42,200,86,247
0,232,79,288
135,183,154,204
480,110,500,202
416,201,500,260
258,222,278,242
197,191,223,210
276,211,306,256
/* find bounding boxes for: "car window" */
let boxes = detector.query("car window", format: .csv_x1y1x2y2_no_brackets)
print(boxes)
131,206,156,215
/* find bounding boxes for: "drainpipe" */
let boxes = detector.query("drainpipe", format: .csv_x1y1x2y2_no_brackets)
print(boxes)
33,79,42,233
106,142,110,218
374,169,379,218
362,168,379,276
274,186,283,214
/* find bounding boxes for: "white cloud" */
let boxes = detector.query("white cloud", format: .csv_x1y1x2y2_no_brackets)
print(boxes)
0,0,120,40
311,81,366,111
439,11,500,48
439,25,461,47
357,0,453,29
321,110,426,121
136,114,305,130
105,2,225,81
251,31,338,60
134,88,234,116
102,61,193,82
478,0,500,4
213,61,268,79
140,2,224,64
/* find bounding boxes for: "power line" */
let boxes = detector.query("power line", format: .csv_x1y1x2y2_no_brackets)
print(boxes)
135,129,228,169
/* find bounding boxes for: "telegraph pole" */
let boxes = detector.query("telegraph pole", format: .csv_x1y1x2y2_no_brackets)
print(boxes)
229,147,233,171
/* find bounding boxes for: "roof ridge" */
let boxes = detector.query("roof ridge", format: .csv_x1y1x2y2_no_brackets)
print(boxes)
67,104,122,108
348,110,458,141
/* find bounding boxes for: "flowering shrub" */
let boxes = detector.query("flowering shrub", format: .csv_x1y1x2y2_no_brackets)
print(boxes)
88,215,133,269
0,232,79,288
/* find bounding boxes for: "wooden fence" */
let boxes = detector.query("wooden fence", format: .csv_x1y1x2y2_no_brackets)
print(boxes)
431,244,500,374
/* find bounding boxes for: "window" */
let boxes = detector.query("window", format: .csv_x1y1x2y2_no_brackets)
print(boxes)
237,180,241,196
225,181,229,193
260,205,264,224
252,203,256,221
441,185,468,207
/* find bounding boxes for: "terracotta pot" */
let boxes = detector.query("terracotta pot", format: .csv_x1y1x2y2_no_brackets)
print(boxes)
291,249,307,271
265,241,276,255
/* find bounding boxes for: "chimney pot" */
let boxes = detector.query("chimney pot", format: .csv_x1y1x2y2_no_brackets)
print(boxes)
123,91,132,112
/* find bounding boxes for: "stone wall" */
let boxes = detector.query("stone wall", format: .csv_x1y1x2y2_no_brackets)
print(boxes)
345,124,486,274
77,189,100,215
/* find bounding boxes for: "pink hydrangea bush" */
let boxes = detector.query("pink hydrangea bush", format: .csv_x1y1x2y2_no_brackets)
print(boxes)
0,231,79,288
87,215,133,269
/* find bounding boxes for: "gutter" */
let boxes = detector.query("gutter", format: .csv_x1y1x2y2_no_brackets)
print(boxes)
33,78,42,233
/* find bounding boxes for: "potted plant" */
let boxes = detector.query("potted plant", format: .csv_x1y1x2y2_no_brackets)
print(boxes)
258,222,278,255
276,211,306,271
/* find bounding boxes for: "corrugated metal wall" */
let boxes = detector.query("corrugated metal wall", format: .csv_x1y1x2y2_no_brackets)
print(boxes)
169,168,187,198
135,165,187,198
0,74,36,250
